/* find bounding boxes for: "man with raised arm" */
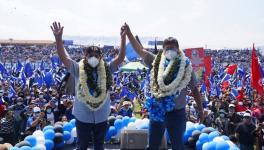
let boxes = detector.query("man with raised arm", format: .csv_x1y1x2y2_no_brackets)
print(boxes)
50,22,127,150
123,23,204,150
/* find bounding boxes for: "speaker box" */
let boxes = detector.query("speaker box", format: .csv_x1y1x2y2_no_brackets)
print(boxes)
120,129,167,150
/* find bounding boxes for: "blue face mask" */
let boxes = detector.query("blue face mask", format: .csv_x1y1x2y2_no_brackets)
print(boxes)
47,109,52,113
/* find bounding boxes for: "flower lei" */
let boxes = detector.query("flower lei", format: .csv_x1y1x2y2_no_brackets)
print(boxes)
145,49,193,121
150,49,193,98
77,59,109,111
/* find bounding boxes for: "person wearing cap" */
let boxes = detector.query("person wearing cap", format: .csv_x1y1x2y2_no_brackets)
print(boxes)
45,105,55,125
9,97,27,142
117,99,133,117
227,103,242,136
25,107,47,134
0,110,15,145
215,109,228,135
51,22,126,150
235,113,256,150
123,24,204,150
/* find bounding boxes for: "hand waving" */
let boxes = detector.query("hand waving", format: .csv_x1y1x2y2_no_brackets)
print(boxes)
50,22,64,40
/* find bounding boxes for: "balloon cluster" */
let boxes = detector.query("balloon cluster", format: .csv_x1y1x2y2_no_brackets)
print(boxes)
182,121,240,150
11,119,77,150
106,116,150,141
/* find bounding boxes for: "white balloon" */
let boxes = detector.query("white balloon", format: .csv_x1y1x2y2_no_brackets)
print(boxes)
71,127,77,138
134,119,143,129
194,123,199,129
66,136,74,144
33,130,44,137
226,140,235,147
213,137,225,143
36,136,45,145
36,144,46,150
142,118,149,125
127,122,137,130
186,121,194,130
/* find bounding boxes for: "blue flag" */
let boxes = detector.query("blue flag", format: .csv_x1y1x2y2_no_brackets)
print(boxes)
44,70,54,87
24,62,34,77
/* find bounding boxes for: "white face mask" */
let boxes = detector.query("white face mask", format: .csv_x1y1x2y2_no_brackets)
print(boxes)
87,57,99,68
17,102,23,105
0,90,3,96
238,102,243,106
165,50,177,60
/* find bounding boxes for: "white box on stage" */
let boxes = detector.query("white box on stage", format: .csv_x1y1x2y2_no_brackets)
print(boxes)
120,129,167,150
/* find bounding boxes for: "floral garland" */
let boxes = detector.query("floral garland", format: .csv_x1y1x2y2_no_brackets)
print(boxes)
77,59,108,111
150,49,193,98
145,49,193,121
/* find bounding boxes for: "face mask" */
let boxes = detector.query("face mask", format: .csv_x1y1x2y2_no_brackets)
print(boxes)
220,114,225,118
47,109,52,113
0,90,3,96
165,50,177,60
17,102,23,105
26,96,31,99
87,56,99,68
39,95,44,99
238,102,243,106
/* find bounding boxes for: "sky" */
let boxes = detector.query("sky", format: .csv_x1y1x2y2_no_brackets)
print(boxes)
0,0,263,49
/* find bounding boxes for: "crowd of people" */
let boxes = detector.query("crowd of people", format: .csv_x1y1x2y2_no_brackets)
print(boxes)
0,43,264,149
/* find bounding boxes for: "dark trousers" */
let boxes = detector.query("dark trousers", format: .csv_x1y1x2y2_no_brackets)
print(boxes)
148,108,186,150
76,119,108,150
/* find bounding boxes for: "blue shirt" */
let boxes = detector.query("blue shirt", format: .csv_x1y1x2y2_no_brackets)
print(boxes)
118,107,132,117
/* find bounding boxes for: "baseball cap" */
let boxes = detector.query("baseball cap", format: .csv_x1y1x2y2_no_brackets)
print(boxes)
243,113,251,117
229,104,235,108
33,107,41,113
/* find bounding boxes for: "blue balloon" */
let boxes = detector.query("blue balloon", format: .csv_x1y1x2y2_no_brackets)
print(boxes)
70,119,76,127
197,124,206,131
139,123,148,129
108,126,117,137
114,119,123,130
31,146,41,150
215,141,229,150
44,129,55,140
208,131,220,141
20,146,32,150
122,116,130,127
129,117,136,123
63,122,74,132
199,133,209,144
205,141,217,150
183,132,189,144
207,127,216,132
63,131,71,141
45,139,55,150
10,147,20,150
221,135,230,141
186,126,196,136
43,125,54,132
25,135,37,147
196,140,203,150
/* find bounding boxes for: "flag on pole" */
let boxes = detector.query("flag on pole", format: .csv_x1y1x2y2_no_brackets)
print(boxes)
225,64,237,75
251,44,263,95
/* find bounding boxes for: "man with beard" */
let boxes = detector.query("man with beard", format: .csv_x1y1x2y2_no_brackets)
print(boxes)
50,22,126,150
123,23,204,150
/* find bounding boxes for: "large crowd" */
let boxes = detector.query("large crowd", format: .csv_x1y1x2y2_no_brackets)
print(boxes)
0,44,264,149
